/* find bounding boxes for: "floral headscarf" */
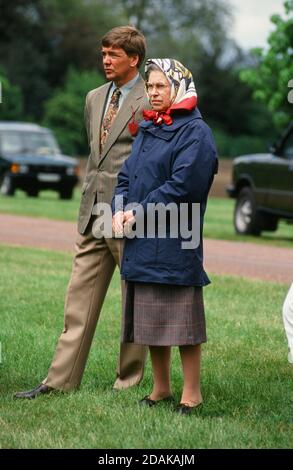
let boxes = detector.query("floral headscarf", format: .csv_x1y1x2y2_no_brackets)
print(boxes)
143,58,197,125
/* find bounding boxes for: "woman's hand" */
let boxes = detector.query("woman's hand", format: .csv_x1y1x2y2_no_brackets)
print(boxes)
112,211,124,238
112,210,135,237
123,210,135,224
123,210,135,236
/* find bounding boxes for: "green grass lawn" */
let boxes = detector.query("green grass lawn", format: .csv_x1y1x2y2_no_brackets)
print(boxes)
0,245,292,449
0,189,292,247
0,189,80,222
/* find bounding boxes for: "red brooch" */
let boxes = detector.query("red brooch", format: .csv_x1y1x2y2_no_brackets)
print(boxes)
128,107,139,136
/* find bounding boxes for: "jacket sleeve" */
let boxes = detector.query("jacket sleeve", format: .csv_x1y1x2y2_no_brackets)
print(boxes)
111,131,144,214
111,156,131,214
136,123,217,215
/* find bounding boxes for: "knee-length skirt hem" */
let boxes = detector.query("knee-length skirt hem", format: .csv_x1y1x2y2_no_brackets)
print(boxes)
122,281,207,346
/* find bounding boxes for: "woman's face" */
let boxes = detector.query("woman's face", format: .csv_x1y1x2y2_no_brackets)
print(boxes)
146,70,172,112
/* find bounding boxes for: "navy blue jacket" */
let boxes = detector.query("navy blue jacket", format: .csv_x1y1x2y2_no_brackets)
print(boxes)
112,108,218,286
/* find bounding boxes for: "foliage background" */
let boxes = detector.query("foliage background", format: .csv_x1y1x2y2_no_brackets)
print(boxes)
0,0,291,156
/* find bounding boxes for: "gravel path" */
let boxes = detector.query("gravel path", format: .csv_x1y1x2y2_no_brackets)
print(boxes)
0,213,292,284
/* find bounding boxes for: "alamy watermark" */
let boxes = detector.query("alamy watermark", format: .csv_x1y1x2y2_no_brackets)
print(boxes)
288,79,293,104
92,196,201,249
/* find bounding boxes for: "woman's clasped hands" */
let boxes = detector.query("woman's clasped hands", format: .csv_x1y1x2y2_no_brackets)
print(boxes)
112,210,135,237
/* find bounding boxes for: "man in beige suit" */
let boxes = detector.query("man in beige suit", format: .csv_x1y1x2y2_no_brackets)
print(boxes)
14,26,148,399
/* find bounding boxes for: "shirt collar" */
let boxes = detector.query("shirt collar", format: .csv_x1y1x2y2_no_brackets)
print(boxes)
110,73,140,98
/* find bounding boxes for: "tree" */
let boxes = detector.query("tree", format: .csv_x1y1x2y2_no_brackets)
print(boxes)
0,0,52,119
43,68,105,155
119,0,272,141
0,67,24,120
240,0,293,129
0,0,121,119
0,0,274,153
119,0,233,73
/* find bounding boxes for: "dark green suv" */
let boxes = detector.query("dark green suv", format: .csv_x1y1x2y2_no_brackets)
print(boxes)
0,122,79,199
227,122,293,235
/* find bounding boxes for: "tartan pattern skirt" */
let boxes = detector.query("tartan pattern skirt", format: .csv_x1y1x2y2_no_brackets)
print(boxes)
122,281,207,346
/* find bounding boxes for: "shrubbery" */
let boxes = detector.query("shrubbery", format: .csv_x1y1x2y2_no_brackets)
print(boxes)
43,68,105,156
212,126,271,158
0,67,24,121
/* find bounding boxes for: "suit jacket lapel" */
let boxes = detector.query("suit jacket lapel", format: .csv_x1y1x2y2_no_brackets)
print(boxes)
92,82,111,158
98,77,145,165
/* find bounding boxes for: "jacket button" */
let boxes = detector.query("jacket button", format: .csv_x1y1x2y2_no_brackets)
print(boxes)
134,175,137,179
126,257,129,261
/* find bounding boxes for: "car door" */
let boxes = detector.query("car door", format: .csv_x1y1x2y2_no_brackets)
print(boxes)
266,125,293,214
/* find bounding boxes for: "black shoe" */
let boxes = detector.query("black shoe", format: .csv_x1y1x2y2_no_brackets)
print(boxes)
139,395,174,407
175,402,203,415
13,384,54,400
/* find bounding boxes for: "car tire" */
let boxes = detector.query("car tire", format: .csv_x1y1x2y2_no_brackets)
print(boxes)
59,187,73,200
0,174,15,196
26,188,39,197
234,187,263,235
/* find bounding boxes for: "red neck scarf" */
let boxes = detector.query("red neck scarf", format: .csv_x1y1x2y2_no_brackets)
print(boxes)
143,96,197,126
143,108,173,126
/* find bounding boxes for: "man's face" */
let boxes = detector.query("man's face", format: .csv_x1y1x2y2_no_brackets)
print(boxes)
102,46,138,87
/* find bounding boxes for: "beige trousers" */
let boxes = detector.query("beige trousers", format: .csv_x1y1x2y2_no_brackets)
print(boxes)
43,218,148,391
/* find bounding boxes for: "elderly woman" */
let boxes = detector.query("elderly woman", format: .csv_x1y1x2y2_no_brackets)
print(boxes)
112,58,217,414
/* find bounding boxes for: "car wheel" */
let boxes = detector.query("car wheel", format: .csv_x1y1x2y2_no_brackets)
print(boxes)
0,174,15,196
59,187,73,200
26,188,39,197
234,187,262,235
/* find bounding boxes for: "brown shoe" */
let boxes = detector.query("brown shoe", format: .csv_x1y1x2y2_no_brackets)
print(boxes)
13,384,54,400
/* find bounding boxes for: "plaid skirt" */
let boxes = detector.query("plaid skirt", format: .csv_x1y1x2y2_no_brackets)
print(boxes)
122,281,207,346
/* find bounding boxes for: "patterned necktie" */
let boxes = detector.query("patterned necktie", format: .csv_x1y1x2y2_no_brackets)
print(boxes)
100,88,121,151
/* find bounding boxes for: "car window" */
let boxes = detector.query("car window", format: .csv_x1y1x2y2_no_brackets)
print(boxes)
22,132,60,155
0,130,61,156
1,132,23,154
281,131,293,160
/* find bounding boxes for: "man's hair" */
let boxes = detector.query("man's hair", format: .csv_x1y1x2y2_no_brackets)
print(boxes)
101,26,146,68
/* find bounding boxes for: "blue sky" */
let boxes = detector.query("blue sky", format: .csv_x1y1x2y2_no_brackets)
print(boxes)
228,0,286,49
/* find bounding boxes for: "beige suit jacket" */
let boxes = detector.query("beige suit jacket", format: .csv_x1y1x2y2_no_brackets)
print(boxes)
78,76,148,234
